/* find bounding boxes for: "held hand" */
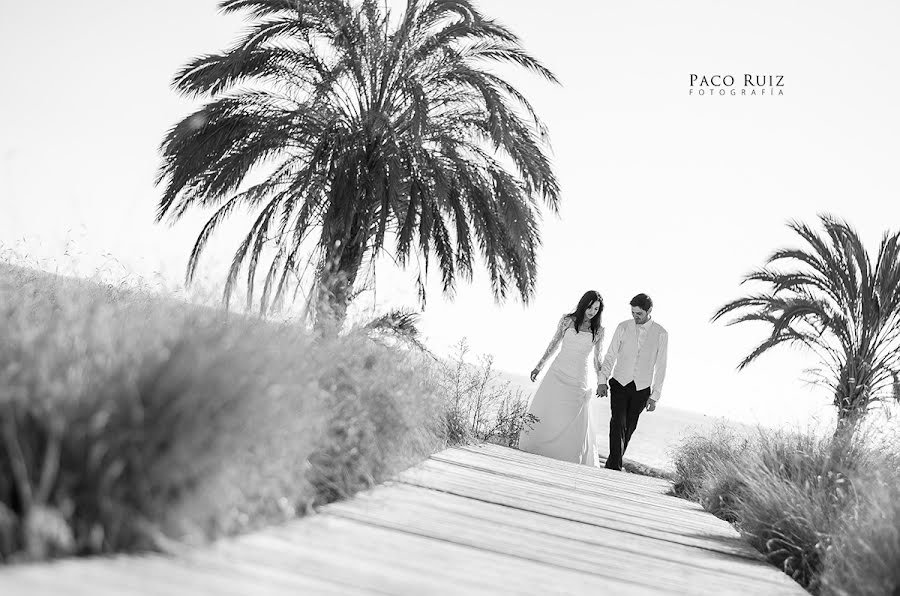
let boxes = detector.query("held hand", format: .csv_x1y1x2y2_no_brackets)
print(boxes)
530,368,540,382
646,399,657,412
596,384,609,398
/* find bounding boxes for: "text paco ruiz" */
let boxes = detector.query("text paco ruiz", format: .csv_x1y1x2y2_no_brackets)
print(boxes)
688,74,785,96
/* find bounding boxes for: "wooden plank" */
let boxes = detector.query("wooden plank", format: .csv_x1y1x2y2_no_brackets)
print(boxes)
187,538,379,595
323,484,801,595
329,482,787,581
441,446,680,503
0,551,351,596
451,443,668,490
210,527,460,595
0,555,249,596
250,513,654,595
431,449,731,534
0,444,806,595
398,460,749,553
432,450,702,520
460,443,674,492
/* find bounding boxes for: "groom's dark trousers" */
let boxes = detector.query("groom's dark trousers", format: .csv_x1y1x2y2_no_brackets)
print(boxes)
604,378,651,470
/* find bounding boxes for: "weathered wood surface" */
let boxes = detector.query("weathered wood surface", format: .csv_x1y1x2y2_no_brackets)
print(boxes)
0,443,805,595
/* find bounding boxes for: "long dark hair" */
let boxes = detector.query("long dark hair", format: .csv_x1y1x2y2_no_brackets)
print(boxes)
567,290,603,339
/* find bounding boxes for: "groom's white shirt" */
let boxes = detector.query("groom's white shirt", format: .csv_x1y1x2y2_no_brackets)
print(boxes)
598,319,668,402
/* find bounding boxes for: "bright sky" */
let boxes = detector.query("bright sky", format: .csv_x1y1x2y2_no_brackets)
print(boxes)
2,1,899,428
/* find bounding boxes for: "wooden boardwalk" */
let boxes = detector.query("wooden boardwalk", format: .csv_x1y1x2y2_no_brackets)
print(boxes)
1,443,805,595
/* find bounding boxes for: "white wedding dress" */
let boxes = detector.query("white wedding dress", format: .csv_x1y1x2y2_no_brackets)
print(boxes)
519,317,605,466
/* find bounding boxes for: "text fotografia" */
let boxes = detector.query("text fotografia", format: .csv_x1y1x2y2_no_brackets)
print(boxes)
688,74,785,96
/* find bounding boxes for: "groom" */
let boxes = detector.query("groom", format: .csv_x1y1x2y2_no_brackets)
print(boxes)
595,293,669,470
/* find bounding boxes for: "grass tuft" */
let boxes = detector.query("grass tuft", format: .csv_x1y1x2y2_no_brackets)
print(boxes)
0,260,532,563
671,422,900,594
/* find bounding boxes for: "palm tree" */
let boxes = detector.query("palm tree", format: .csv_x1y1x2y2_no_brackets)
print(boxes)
364,307,432,354
156,0,560,329
713,214,900,434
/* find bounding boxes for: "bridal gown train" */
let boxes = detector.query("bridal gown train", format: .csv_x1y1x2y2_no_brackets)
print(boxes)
519,323,605,466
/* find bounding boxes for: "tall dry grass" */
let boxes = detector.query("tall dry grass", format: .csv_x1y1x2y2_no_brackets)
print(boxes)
0,259,532,564
437,339,537,447
821,471,900,596
671,421,900,594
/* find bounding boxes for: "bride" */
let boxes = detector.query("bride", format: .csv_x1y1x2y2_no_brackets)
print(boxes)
518,290,605,466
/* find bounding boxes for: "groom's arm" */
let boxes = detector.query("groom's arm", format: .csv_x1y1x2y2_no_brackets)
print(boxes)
597,323,624,385
649,329,669,402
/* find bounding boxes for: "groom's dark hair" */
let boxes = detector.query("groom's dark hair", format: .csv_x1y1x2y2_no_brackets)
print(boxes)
630,293,653,311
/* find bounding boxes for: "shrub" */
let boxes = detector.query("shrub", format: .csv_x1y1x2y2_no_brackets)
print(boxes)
821,471,900,596
670,424,751,501
304,334,445,506
437,340,536,448
0,258,541,564
0,263,446,562
671,422,900,594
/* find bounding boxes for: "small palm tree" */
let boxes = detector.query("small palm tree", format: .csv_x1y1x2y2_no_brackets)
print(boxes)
713,214,900,433
156,0,559,328
364,307,431,354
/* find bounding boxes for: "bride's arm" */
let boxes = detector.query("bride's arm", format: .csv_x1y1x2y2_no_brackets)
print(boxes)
592,326,606,376
533,315,570,373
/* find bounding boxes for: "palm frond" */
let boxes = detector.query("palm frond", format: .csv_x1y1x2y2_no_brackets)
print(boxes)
716,214,900,424
364,307,432,354
158,0,559,324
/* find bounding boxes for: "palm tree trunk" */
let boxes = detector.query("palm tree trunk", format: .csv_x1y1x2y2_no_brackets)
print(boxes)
832,360,872,439
833,402,860,441
315,216,367,333
833,379,868,440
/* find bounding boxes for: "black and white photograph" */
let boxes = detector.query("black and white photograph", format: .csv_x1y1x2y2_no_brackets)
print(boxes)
2,1,899,594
